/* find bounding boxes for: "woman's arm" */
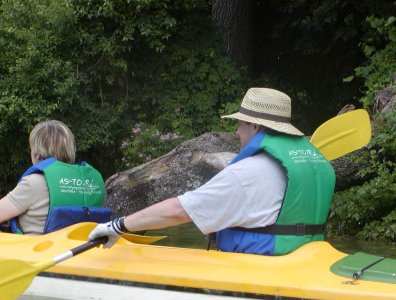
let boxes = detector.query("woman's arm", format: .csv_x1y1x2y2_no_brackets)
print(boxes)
0,195,22,223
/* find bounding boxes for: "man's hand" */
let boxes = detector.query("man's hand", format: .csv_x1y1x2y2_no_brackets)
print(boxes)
89,217,127,249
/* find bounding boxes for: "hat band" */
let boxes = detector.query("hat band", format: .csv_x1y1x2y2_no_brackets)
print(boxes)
239,107,290,123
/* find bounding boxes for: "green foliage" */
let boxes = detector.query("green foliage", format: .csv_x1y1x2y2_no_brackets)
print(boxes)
327,152,396,241
327,4,396,242
214,100,243,133
370,110,396,158
0,0,175,191
253,0,394,132
355,16,396,108
121,122,182,168
327,108,396,242
119,5,247,165
0,0,247,193
358,209,396,241
125,14,247,135
1,0,394,243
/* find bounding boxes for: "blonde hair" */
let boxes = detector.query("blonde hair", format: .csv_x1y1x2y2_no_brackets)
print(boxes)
29,120,76,164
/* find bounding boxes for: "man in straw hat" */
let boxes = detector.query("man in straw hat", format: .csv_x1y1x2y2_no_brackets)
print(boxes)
89,88,335,256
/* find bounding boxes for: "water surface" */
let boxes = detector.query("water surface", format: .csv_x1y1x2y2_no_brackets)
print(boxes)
149,222,396,258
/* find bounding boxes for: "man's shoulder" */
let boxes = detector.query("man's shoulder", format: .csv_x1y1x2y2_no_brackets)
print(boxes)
229,153,274,168
223,153,279,177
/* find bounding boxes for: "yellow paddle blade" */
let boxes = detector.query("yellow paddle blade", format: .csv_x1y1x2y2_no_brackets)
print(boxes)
120,233,167,244
66,222,167,245
310,109,371,160
0,259,54,300
0,238,105,300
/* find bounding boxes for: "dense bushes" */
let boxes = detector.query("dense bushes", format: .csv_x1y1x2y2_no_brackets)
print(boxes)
0,0,246,192
119,7,248,167
0,0,395,241
327,14,396,241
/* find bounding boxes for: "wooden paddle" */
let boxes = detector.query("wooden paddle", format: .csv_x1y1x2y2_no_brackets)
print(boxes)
310,109,371,160
0,237,107,300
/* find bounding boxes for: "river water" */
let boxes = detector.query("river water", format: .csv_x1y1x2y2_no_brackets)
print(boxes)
149,222,396,258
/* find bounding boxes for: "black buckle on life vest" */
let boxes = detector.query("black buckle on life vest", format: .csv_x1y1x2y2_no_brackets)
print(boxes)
83,207,90,216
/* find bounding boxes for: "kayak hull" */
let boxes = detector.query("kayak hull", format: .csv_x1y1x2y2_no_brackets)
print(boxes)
1,223,395,300
21,276,251,300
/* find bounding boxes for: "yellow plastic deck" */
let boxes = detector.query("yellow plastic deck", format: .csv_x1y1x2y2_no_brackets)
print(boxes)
1,223,395,300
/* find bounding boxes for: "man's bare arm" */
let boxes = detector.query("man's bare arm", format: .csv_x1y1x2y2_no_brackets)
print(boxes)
123,197,191,232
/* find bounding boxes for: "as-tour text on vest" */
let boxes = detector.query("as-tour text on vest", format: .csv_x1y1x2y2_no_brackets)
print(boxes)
288,149,327,164
59,178,101,195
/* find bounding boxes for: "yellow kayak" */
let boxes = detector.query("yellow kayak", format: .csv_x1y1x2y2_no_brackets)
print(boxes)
1,223,395,300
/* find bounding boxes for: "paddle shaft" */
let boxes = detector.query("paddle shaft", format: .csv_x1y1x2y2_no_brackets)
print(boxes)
53,236,108,264
0,237,109,300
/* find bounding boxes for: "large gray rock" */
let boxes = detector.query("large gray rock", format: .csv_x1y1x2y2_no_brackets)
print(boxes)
105,132,239,217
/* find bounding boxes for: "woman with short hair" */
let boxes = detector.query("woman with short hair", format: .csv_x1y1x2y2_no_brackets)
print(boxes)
0,120,110,235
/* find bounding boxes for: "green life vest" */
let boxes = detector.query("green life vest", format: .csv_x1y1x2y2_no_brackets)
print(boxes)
260,134,336,255
44,160,105,208
11,158,111,234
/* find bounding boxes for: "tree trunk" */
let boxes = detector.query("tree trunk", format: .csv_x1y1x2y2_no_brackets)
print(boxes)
212,0,253,68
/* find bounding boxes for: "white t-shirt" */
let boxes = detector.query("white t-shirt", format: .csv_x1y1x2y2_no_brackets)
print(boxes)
178,153,287,235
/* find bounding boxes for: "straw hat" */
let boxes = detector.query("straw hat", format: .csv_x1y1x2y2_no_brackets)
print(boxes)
221,88,304,136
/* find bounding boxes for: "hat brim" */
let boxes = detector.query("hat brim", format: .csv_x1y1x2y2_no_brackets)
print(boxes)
221,112,304,136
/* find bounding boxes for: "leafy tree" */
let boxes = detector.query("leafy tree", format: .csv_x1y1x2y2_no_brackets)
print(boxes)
0,0,246,192
327,12,396,242
251,0,396,132
119,2,248,167
0,0,177,192
1,0,395,242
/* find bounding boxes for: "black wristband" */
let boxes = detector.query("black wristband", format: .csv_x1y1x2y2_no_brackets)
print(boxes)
118,217,129,233
111,217,130,234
